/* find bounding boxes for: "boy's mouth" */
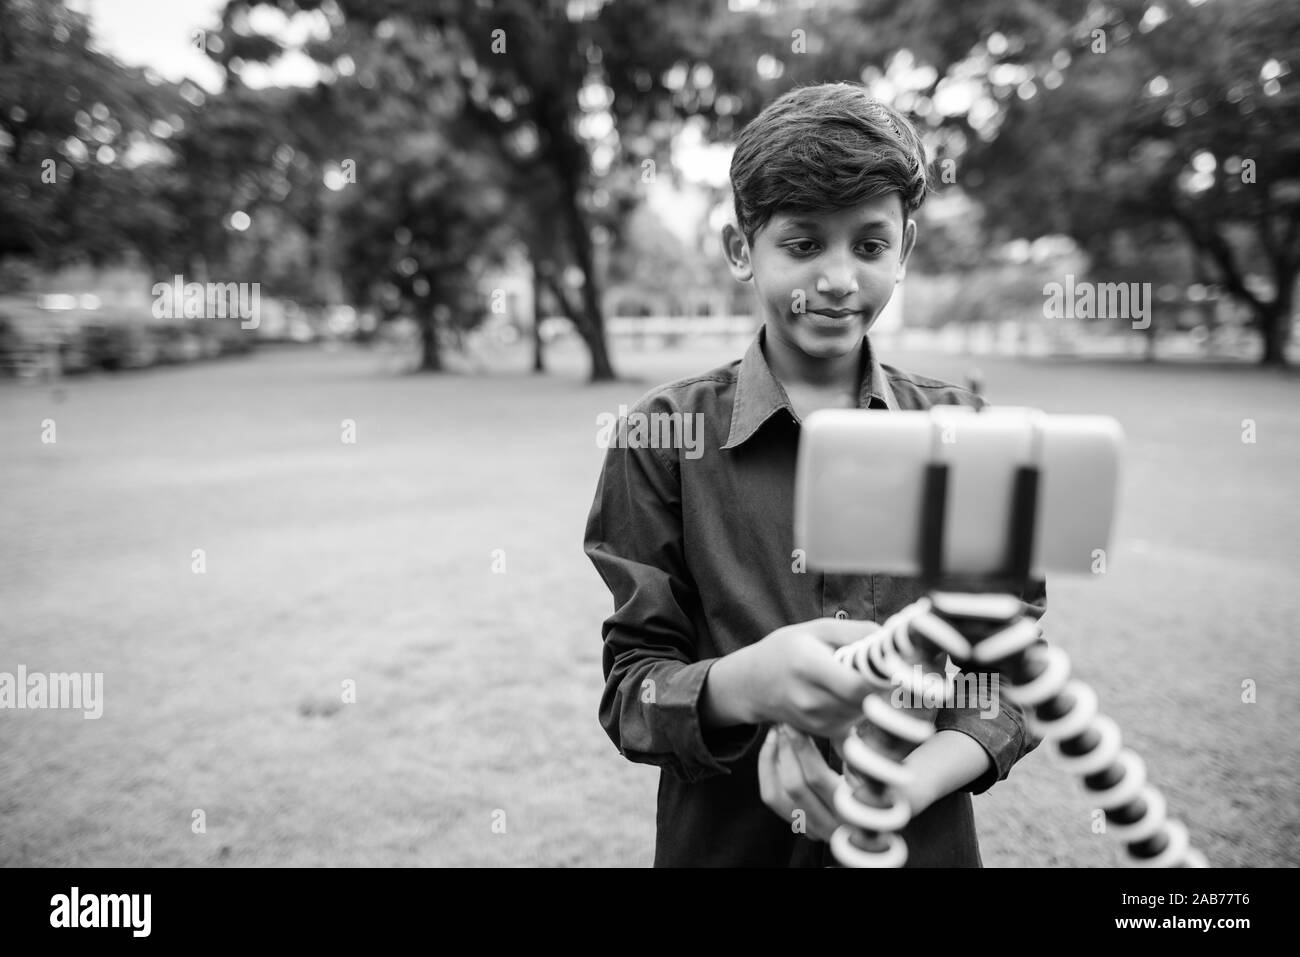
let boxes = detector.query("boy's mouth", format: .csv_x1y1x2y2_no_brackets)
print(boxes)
805,309,864,328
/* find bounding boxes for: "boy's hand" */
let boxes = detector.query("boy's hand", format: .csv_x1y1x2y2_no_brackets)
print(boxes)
758,724,843,842
760,723,950,843
703,618,880,739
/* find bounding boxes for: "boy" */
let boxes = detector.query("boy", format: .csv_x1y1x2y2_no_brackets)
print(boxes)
584,83,1046,867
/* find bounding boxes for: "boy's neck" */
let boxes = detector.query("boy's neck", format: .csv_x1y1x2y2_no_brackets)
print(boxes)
762,326,865,394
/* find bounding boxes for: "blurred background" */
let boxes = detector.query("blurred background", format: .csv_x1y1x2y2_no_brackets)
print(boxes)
1,0,1298,868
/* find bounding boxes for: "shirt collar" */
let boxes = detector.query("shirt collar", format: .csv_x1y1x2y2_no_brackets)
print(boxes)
721,326,897,451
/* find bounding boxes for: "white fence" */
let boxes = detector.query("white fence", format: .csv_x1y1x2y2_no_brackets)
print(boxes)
540,314,759,342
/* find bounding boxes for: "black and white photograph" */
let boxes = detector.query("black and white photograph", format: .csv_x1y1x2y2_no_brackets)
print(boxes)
1,0,1296,905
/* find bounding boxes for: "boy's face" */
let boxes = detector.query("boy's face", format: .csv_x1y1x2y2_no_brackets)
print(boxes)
723,193,916,362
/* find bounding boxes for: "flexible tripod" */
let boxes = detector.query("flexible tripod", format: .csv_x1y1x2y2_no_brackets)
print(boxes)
794,405,1206,868
829,591,1207,868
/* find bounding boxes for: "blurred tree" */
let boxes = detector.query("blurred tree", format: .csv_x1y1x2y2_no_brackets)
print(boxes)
717,0,1300,365
426,0,738,380
908,190,989,277
216,0,757,381
606,204,715,298
331,127,511,371
0,0,180,274
644,0,1298,365
957,0,1300,365
158,83,328,295
198,7,516,369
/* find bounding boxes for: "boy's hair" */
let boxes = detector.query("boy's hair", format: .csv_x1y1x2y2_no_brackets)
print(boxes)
729,83,931,243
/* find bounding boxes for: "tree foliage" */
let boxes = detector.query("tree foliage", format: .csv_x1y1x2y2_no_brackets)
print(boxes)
0,0,179,270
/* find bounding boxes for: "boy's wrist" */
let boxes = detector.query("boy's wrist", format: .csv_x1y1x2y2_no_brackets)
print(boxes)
900,729,994,814
700,652,759,728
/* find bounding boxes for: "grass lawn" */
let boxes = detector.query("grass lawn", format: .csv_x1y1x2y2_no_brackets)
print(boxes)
2,336,1297,867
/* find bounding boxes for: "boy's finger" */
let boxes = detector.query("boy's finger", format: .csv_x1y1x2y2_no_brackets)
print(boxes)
773,725,809,795
795,799,841,844
758,726,782,809
773,726,841,838
829,727,855,764
774,726,836,812
803,653,874,707
783,724,845,803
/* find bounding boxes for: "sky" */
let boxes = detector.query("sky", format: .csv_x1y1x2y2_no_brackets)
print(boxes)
69,0,322,92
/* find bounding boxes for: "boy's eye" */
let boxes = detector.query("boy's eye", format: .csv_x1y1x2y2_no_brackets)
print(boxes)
781,240,889,257
783,240,819,255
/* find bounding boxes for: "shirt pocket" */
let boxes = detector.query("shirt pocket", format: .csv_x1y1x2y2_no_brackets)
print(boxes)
872,573,929,622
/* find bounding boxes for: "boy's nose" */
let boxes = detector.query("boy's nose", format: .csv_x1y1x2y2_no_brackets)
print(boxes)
815,271,859,298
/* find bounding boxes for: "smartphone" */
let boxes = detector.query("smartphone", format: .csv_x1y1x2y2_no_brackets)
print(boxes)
794,406,1123,580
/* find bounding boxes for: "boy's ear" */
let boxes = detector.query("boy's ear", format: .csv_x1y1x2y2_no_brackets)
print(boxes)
896,217,918,284
721,223,753,282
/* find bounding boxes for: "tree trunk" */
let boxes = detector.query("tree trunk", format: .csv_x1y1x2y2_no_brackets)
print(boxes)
531,260,545,374
544,272,617,381
578,279,616,382
555,165,616,382
417,305,442,372
1169,210,1291,368
1258,274,1293,367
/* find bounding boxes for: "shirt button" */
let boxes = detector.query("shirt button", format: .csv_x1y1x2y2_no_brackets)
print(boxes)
835,609,849,620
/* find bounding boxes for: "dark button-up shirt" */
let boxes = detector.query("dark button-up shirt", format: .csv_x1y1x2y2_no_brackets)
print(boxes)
584,328,1046,867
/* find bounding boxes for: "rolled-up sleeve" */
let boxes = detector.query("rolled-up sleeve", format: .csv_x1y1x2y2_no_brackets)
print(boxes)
584,414,759,783
933,577,1047,794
